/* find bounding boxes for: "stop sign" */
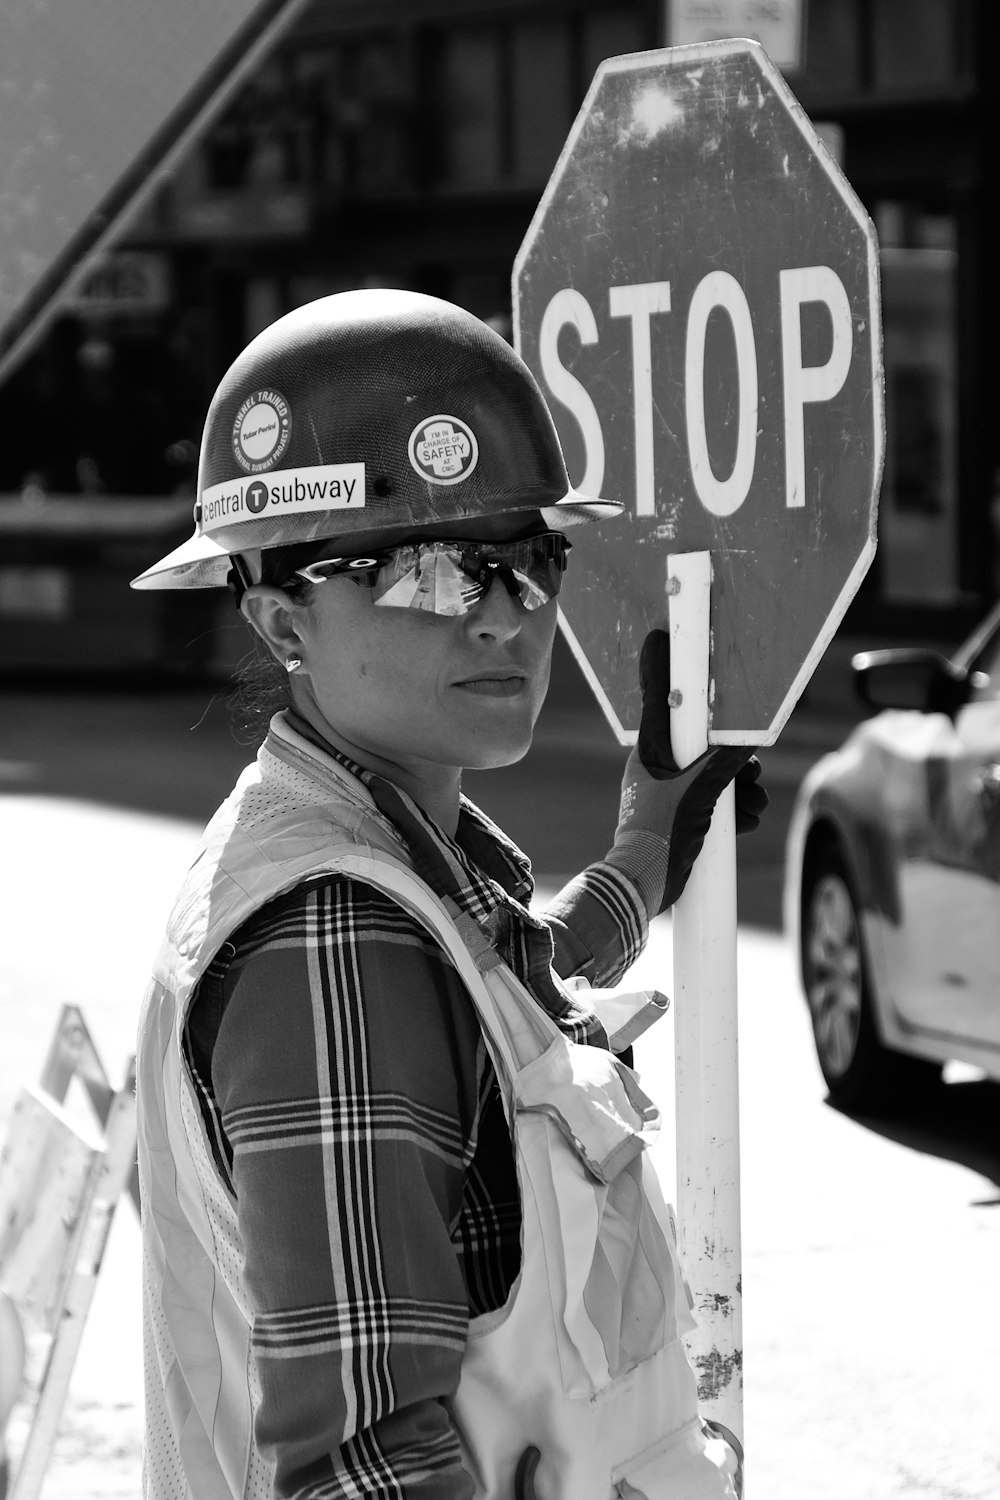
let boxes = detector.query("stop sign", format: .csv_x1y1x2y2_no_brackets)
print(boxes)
514,40,882,745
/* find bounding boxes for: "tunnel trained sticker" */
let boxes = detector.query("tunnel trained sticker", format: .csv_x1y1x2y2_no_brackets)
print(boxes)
408,415,478,485
232,389,292,473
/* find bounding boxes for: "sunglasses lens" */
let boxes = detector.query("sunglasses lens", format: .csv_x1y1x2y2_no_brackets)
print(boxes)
301,534,568,614
371,545,483,615
501,536,567,610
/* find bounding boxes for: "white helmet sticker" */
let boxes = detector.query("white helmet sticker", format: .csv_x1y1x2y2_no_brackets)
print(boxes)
232,389,291,473
408,415,479,486
200,463,365,534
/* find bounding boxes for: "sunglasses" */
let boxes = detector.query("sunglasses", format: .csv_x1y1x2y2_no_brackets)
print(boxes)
293,532,571,616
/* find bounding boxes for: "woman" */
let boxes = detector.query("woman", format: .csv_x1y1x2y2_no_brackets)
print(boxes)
131,290,760,1500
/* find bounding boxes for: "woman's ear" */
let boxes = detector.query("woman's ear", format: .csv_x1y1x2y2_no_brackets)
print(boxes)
240,585,305,669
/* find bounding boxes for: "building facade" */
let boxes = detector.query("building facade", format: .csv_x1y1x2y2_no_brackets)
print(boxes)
3,0,996,639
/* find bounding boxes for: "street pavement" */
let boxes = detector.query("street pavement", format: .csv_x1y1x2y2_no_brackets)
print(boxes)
2,637,998,1498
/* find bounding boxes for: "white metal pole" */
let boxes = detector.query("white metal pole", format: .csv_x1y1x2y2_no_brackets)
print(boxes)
667,551,744,1454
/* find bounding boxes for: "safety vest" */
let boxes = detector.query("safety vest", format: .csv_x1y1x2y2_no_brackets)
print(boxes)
137,716,738,1500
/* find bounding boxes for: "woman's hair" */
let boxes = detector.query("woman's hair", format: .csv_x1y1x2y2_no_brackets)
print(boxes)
226,544,320,744
228,637,290,745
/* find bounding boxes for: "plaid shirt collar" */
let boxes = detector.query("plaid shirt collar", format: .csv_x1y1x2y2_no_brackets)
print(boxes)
278,710,536,930
273,711,600,1041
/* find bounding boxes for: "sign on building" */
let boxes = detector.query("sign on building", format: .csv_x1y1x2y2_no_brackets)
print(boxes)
666,0,805,73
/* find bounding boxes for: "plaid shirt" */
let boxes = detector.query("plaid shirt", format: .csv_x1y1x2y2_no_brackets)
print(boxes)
186,735,647,1500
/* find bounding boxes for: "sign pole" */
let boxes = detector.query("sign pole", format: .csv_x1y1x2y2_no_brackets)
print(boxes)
667,551,744,1455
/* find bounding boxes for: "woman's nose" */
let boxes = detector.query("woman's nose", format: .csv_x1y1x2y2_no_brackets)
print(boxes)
466,570,525,641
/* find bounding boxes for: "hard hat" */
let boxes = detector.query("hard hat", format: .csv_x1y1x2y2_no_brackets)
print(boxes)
131,288,619,590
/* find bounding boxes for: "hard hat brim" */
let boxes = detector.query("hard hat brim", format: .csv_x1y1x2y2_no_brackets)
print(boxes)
130,491,623,590
129,529,236,591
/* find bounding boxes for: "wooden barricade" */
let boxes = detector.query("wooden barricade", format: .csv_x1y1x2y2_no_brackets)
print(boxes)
0,1007,138,1500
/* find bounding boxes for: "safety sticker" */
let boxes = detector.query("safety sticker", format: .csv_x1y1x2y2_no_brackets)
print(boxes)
408,415,478,486
232,388,292,473
200,463,365,532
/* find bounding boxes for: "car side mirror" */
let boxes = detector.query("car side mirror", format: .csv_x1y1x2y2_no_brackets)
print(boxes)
851,648,972,717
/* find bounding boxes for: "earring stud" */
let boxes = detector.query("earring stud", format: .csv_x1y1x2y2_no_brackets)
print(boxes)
285,657,303,673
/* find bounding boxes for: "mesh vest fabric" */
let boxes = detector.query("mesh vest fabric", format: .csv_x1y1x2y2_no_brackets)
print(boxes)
137,717,737,1500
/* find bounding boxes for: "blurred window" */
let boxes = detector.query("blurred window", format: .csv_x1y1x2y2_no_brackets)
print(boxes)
512,21,572,184
203,31,412,199
876,204,960,606
429,4,653,191
872,0,967,92
439,27,504,187
801,0,972,96
352,36,413,194
206,60,304,190
802,0,863,91
582,9,648,85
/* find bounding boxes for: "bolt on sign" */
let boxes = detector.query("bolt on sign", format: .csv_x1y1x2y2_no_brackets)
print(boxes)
514,39,882,745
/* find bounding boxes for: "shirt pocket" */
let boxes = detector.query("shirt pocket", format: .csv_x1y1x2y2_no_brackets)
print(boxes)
513,1039,682,1398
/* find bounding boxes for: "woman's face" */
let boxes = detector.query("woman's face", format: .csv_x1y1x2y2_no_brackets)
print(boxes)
287,512,561,779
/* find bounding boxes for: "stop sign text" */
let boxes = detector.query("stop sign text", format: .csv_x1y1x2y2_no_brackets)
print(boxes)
541,263,852,519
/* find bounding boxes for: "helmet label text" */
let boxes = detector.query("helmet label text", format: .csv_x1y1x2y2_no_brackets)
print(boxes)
200,463,366,533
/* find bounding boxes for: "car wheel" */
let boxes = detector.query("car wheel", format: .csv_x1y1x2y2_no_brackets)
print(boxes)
801,846,939,1111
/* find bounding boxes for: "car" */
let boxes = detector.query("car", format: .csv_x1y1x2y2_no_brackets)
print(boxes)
784,602,1000,1109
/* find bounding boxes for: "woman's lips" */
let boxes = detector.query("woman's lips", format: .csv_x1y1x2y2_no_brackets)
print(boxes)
453,674,527,697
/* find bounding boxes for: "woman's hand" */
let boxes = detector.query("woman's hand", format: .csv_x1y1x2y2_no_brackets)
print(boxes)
605,629,769,915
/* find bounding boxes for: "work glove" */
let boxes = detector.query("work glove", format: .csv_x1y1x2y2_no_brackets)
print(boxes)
603,629,768,916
